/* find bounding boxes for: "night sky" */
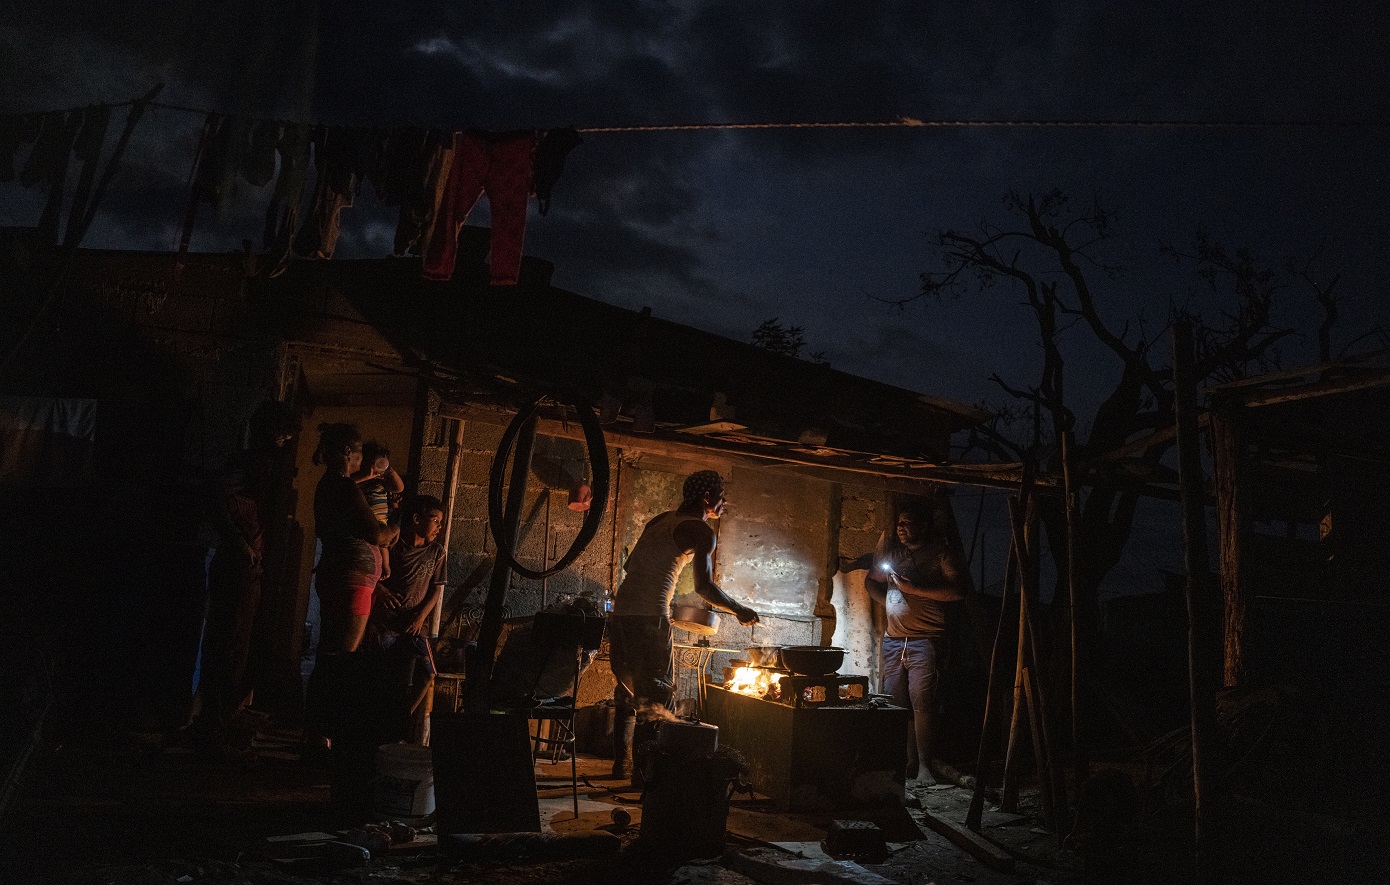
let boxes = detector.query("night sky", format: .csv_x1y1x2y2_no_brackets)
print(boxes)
4,0,1388,500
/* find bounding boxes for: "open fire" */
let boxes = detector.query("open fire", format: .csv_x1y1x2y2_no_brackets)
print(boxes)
724,664,783,699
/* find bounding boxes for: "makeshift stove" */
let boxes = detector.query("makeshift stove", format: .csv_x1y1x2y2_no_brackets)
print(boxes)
721,662,870,709
705,662,909,811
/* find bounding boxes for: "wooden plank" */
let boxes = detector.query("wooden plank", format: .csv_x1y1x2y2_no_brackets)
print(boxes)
1211,410,1248,690
917,809,1016,872
1174,320,1216,878
1236,369,1390,407
437,400,1033,492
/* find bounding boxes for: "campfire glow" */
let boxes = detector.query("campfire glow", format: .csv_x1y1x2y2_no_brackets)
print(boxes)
725,665,782,698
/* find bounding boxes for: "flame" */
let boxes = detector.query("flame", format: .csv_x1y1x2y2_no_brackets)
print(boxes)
726,666,783,698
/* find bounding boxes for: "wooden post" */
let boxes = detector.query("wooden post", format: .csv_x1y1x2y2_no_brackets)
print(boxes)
405,369,433,495
1060,429,1088,794
999,487,1063,829
967,524,1019,830
1211,405,1248,691
999,478,1031,813
1020,500,1067,837
466,411,538,714
1173,319,1217,878
430,417,466,638
1020,665,1051,826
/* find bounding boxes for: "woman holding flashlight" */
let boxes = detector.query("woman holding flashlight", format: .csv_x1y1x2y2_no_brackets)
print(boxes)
865,501,969,788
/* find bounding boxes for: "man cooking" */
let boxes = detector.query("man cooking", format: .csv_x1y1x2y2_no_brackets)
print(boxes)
608,470,759,782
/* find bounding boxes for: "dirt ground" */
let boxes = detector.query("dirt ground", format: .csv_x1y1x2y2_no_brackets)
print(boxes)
0,717,1382,885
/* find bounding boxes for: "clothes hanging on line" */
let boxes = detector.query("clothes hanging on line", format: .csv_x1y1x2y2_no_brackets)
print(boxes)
195,114,251,217
390,129,454,257
533,127,583,216
20,110,82,246
64,105,111,247
0,113,43,183
241,119,280,188
176,113,221,272
293,126,374,260
422,130,538,286
262,122,312,277
364,126,438,257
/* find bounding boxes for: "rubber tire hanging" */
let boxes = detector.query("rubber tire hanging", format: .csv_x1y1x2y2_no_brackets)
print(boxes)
486,397,610,579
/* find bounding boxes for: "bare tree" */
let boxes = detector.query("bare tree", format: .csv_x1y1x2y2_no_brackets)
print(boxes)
905,190,1335,669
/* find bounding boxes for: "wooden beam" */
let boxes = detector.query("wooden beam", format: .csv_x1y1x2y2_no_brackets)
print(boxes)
404,369,432,495
917,809,1016,872
439,399,1040,492
1234,369,1390,408
1204,345,1390,392
1173,320,1216,879
430,417,466,637
1211,410,1248,691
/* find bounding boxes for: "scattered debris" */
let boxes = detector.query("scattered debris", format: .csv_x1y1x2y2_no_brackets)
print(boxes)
441,830,622,861
724,847,900,885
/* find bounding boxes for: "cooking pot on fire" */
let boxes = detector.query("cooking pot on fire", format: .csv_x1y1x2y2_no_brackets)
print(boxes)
780,645,845,676
671,604,720,636
656,718,719,758
745,646,783,669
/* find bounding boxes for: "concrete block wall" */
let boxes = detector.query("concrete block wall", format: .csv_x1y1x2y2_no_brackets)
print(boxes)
438,421,620,627
838,484,889,565
429,415,957,713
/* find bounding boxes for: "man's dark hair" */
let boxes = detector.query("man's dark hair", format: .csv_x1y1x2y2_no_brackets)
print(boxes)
895,499,944,536
404,494,444,523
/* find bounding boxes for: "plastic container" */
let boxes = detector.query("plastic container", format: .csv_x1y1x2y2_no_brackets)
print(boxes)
374,743,435,823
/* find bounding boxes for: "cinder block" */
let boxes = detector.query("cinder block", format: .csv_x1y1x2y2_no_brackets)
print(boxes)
824,820,886,861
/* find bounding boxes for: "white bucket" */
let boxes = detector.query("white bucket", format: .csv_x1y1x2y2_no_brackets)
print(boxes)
374,743,435,823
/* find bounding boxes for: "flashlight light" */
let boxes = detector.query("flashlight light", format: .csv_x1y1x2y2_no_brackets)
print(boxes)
880,561,894,573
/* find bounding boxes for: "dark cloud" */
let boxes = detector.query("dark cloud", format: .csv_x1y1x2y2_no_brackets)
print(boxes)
3,0,1389,416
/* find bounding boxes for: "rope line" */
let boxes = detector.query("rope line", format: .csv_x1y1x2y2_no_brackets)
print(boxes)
6,98,1388,133
580,117,1390,132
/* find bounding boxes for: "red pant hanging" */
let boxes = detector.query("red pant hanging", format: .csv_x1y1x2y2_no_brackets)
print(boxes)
422,131,537,286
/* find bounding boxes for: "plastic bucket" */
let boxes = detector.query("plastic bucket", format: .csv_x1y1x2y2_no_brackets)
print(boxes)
374,743,435,823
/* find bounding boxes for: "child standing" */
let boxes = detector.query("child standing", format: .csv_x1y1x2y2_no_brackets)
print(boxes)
353,441,404,578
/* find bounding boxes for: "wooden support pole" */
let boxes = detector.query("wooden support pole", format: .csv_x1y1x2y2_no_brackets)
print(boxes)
1000,491,1030,813
1020,499,1068,837
466,411,538,714
1060,430,1088,794
1173,319,1218,879
1020,665,1053,828
966,523,1019,830
405,369,432,495
1000,626,1027,813
1211,406,1248,690
430,418,466,638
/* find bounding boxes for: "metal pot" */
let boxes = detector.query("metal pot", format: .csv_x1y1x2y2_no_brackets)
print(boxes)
671,604,720,636
656,718,719,758
780,645,845,676
745,646,783,669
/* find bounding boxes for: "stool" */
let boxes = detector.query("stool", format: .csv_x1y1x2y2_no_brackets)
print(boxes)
433,673,467,714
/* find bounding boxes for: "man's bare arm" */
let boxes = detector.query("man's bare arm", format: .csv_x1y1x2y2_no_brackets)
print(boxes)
676,520,759,625
889,575,965,602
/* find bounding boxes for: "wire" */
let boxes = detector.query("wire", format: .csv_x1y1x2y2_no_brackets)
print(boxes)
581,117,1390,133
9,99,1388,133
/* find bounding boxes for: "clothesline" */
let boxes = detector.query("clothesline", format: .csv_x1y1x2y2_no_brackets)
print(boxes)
6,98,1389,132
